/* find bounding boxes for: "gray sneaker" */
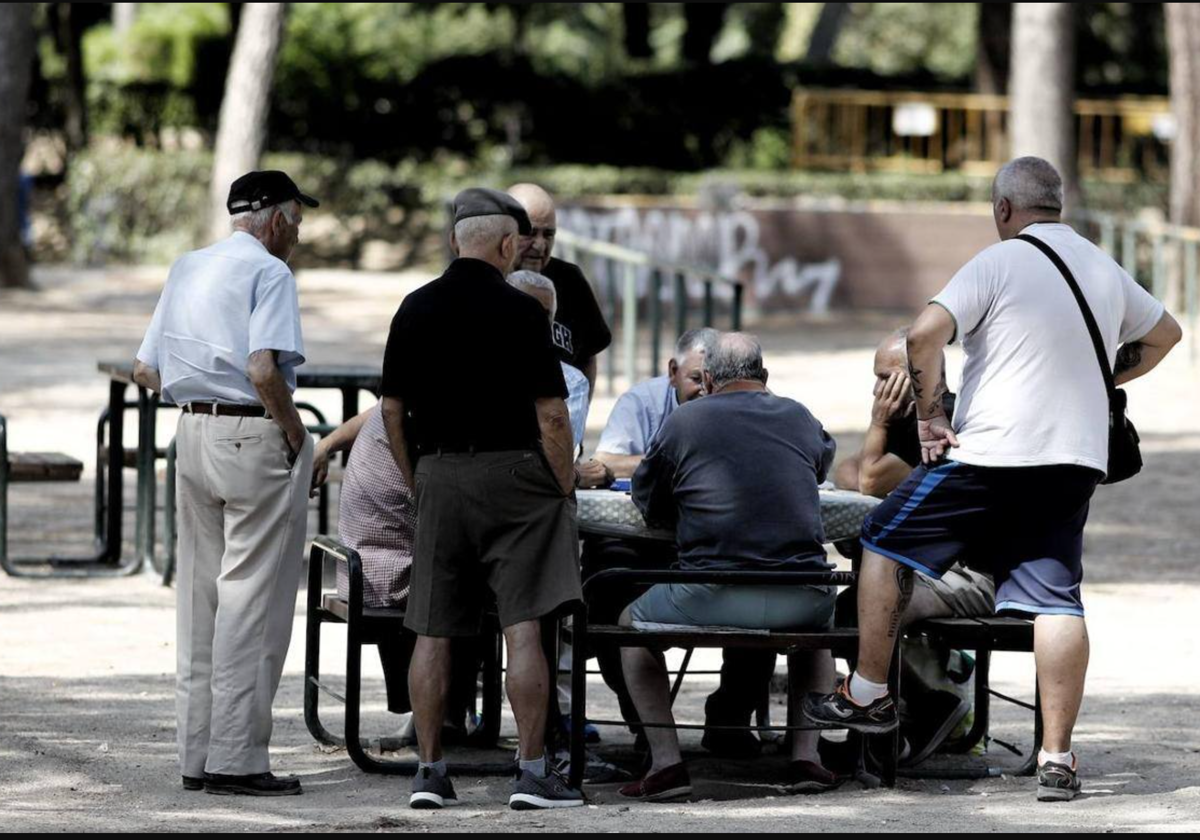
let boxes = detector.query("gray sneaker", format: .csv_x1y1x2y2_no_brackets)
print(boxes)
410,767,458,810
1037,760,1081,802
509,769,585,810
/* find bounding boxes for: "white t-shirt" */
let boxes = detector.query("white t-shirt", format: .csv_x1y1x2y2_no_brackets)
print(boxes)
932,223,1164,474
137,232,305,406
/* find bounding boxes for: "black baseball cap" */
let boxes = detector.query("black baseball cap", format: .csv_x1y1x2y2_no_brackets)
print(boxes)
452,187,531,235
226,170,319,215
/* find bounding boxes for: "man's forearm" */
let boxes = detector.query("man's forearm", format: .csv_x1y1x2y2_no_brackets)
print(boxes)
908,338,948,420
539,411,576,494
1113,340,1170,386
248,351,306,449
380,397,415,489
323,406,375,456
594,451,644,479
132,360,162,395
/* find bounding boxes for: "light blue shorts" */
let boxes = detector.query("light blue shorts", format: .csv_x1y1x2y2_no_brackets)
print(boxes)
628,583,835,631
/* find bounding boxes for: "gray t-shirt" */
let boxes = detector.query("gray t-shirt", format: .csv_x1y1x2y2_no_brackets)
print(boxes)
632,390,836,573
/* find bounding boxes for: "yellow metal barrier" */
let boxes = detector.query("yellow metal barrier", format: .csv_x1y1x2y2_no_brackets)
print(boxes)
792,89,1171,182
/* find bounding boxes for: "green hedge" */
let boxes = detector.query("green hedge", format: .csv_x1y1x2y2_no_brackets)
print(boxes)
48,147,1168,267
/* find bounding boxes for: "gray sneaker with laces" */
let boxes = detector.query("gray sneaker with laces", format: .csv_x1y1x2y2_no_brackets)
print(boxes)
410,767,458,810
1037,760,1081,802
509,769,585,810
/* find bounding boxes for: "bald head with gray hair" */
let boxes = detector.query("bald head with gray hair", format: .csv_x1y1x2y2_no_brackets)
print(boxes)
704,332,767,391
992,156,1064,215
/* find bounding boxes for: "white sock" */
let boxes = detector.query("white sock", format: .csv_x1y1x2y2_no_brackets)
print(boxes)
1039,749,1074,768
519,756,548,778
848,672,889,705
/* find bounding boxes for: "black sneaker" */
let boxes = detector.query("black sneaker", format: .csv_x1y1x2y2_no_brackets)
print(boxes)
509,768,585,810
203,772,302,797
1038,759,1081,802
803,676,899,734
182,775,204,791
410,767,458,810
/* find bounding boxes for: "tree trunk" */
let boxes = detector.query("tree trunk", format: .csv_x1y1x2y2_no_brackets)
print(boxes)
682,3,729,65
1009,3,1080,212
805,2,850,67
112,3,138,36
0,4,35,290
208,2,288,243
623,3,652,60
975,2,1012,94
56,3,89,152
1167,3,1200,310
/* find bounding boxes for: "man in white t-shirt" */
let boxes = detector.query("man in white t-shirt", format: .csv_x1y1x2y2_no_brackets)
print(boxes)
805,157,1182,802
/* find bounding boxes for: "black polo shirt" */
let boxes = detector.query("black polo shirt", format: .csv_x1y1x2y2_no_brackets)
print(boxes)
541,257,612,371
381,258,568,454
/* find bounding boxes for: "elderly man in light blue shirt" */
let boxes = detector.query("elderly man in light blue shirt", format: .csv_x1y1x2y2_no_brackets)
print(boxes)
133,170,318,798
595,328,718,478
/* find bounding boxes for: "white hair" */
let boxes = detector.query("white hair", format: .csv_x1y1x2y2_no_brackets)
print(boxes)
993,156,1064,213
454,214,517,252
231,200,298,235
674,327,719,362
507,270,558,320
704,332,765,389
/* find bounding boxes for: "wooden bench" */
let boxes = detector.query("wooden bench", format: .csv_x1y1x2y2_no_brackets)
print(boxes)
1,413,88,577
303,536,515,776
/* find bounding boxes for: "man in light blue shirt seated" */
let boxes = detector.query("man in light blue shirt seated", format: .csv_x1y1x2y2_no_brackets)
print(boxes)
595,328,718,478
507,270,611,488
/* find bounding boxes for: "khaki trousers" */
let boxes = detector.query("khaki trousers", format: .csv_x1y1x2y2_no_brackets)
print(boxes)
174,413,313,777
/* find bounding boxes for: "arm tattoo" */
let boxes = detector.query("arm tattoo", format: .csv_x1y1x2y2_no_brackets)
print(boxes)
1114,342,1143,377
907,363,924,399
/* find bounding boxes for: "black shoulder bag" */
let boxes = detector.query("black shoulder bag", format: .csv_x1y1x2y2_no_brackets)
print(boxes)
1016,233,1142,484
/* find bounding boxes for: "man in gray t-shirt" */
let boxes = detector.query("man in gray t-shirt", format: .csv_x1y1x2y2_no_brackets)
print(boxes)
617,333,842,800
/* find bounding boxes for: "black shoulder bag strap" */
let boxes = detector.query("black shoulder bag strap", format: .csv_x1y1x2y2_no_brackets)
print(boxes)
1016,233,1141,484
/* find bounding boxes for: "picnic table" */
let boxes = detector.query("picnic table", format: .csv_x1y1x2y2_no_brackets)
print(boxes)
95,360,382,577
575,486,879,544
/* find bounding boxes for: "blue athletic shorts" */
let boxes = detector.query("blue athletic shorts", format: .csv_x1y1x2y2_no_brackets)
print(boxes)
860,461,1103,618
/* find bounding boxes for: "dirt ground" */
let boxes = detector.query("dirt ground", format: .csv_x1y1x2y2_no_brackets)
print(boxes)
1,265,1198,832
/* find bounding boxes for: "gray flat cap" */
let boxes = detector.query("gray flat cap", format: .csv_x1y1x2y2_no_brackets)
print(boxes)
452,187,531,235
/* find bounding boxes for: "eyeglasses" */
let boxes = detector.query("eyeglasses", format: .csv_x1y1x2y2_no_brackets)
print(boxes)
520,227,556,240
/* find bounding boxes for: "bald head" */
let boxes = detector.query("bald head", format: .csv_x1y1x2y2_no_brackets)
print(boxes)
704,332,768,392
874,329,908,375
508,183,558,272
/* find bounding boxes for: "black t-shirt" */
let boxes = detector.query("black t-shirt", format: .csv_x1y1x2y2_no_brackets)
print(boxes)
381,258,567,453
885,392,958,468
541,257,612,371
632,390,836,573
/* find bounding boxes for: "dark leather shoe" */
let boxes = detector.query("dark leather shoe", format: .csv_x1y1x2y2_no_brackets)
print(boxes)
203,772,303,797
182,775,204,791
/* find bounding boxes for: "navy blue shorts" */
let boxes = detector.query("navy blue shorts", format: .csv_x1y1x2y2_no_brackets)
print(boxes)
861,461,1102,618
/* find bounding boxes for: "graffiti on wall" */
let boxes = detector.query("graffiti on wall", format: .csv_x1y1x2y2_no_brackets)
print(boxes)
560,205,841,314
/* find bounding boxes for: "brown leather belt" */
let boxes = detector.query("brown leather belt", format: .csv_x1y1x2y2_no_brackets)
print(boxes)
183,403,270,418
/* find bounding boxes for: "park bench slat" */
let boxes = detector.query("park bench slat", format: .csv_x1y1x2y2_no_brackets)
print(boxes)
320,594,407,623
576,623,861,652
909,617,1035,651
7,452,84,483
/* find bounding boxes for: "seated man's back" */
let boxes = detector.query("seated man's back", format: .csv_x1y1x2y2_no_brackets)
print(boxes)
635,389,835,574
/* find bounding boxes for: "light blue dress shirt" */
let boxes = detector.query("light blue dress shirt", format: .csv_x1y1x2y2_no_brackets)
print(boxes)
562,362,590,450
596,374,678,456
136,232,305,406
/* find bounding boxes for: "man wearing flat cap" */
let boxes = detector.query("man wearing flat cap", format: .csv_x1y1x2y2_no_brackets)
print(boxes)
133,170,318,796
381,187,585,810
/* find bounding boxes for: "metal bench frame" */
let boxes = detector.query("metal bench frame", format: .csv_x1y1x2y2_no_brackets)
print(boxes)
0,411,130,578
566,567,1043,792
303,535,515,776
